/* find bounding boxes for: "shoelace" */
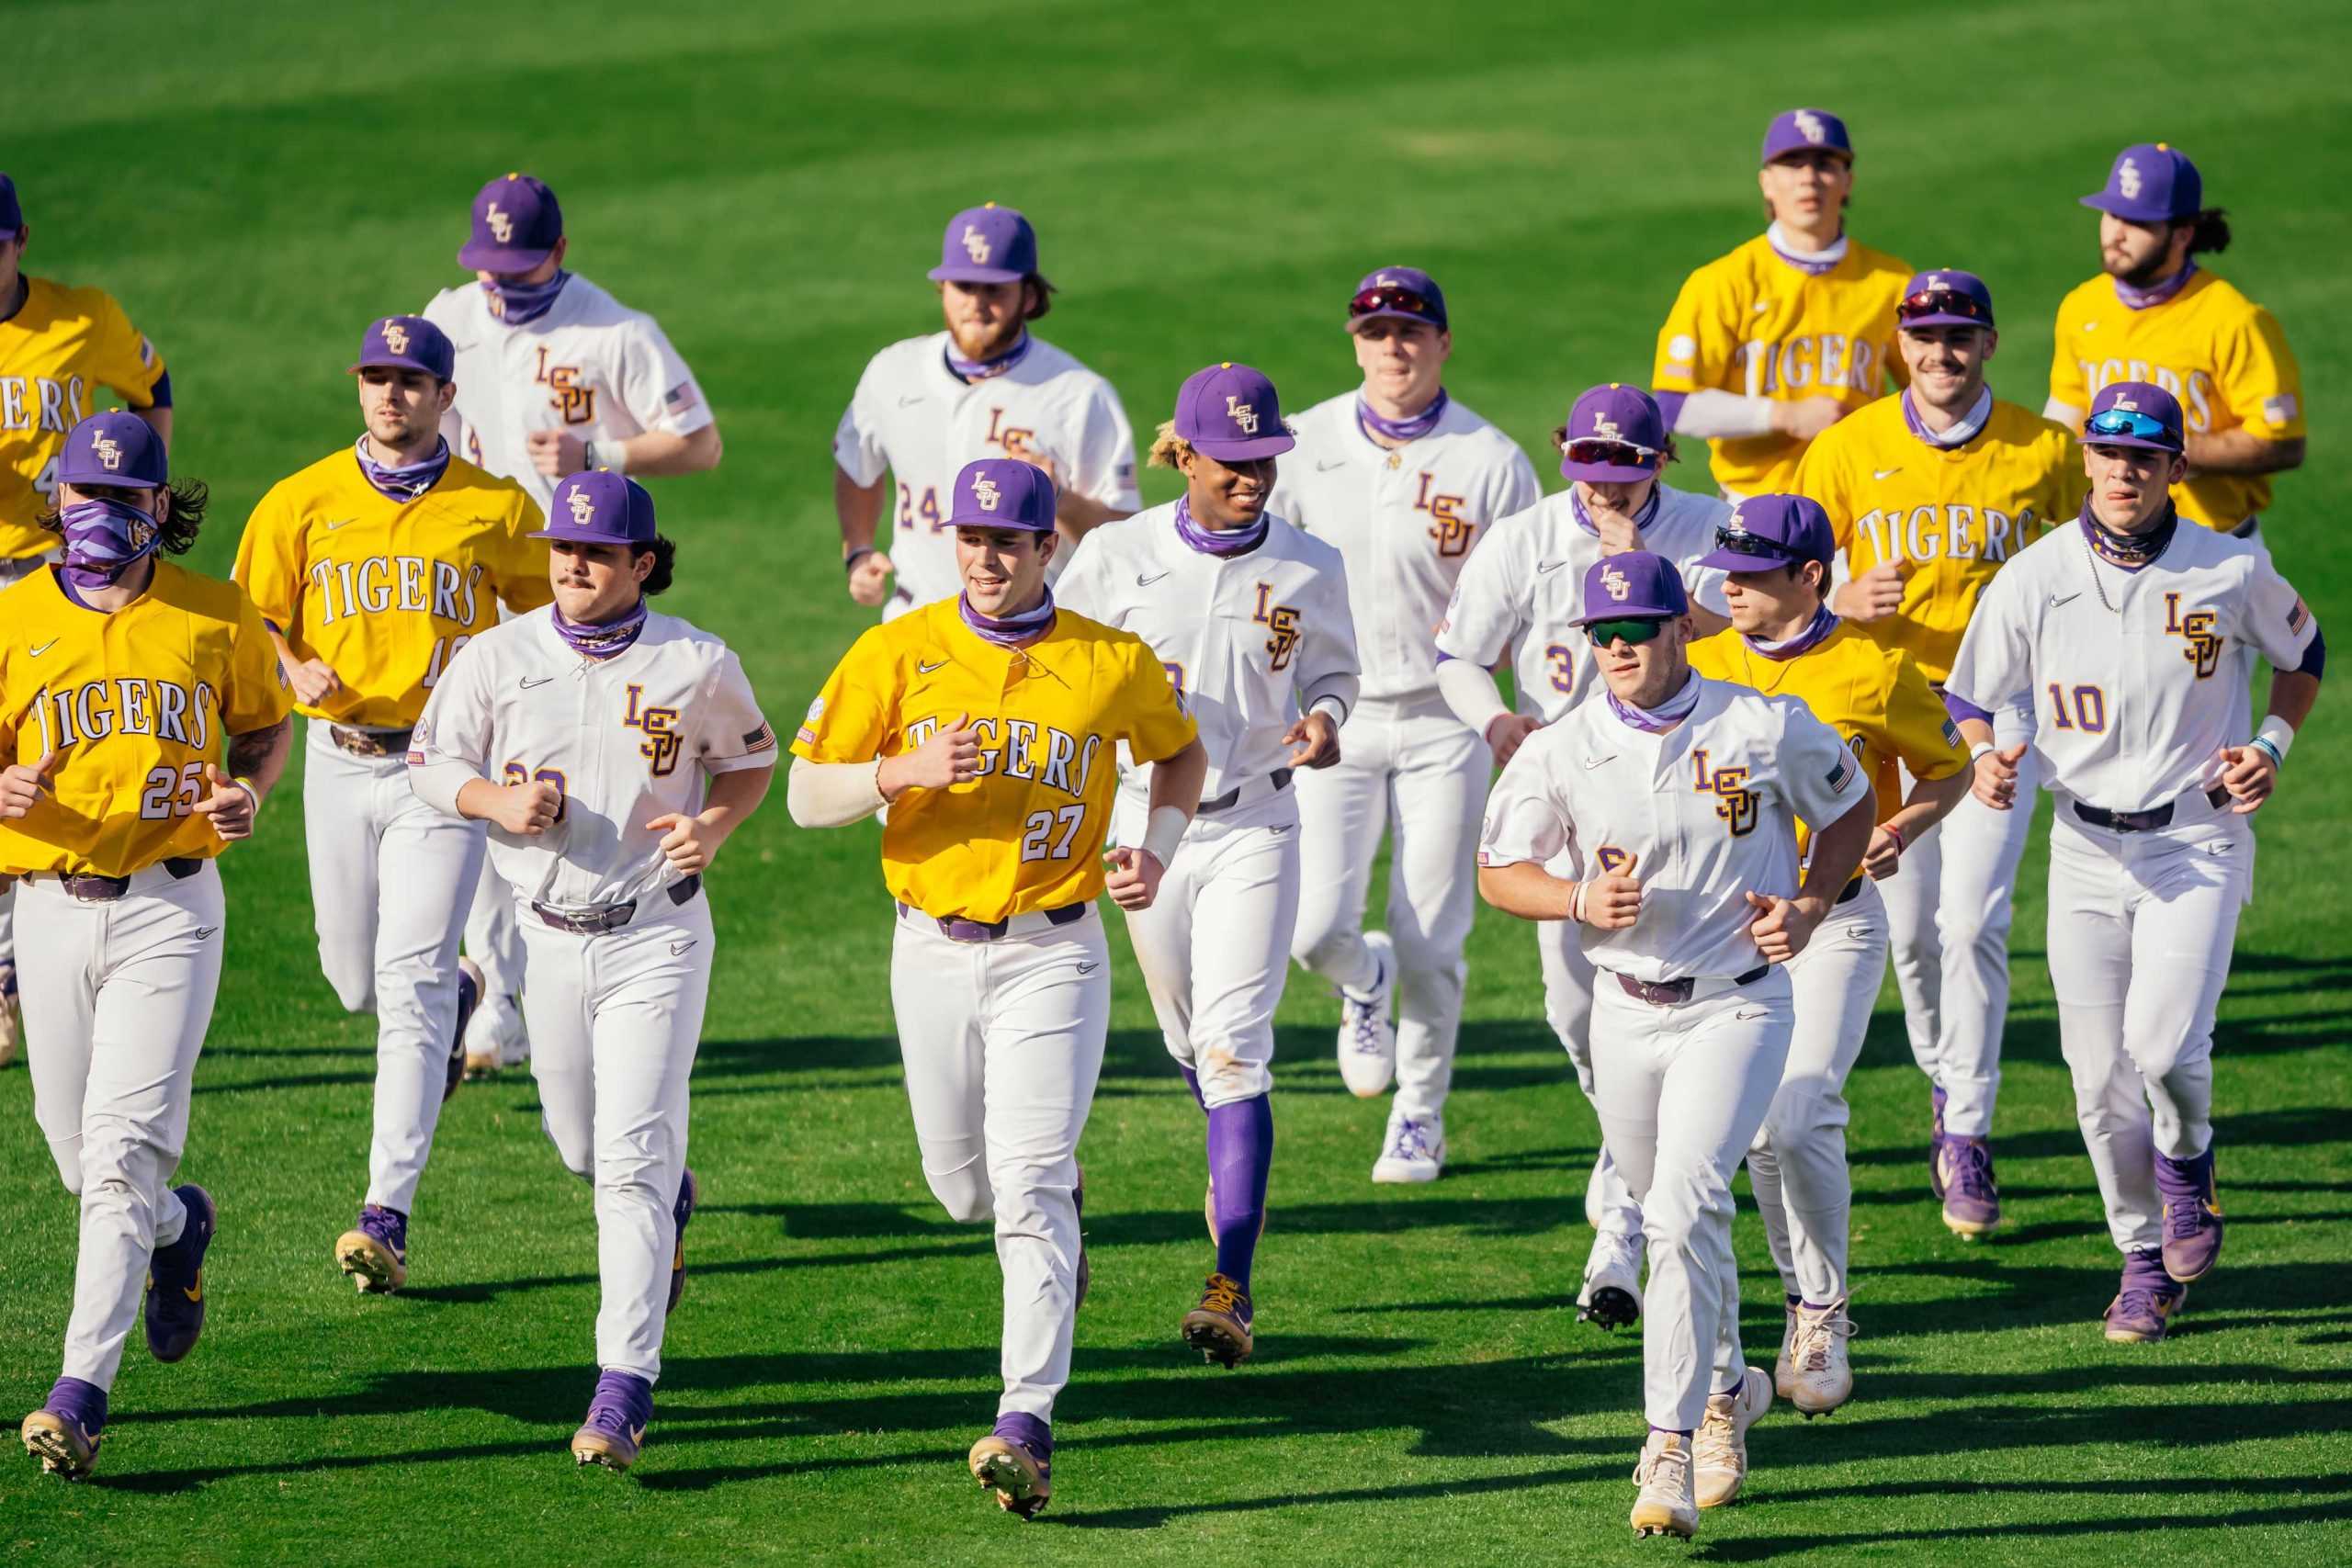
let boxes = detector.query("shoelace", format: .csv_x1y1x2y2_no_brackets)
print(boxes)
1636,1437,1691,1488
1388,1120,1433,1162
1794,1310,1854,1372
1951,1142,1996,1200
1199,1274,1246,1315
1692,1399,1742,1471
2111,1283,2177,1323
2163,1190,2213,1239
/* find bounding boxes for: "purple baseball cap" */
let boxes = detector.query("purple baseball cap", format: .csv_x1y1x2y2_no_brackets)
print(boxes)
1896,269,1996,332
945,457,1057,532
350,315,455,381
56,412,168,489
0,173,22,234
1560,383,1668,482
1762,108,1852,164
1700,493,1836,572
1571,551,1690,626
2084,380,2186,453
928,204,1039,285
1174,362,1295,463
2082,143,2202,225
458,173,563,273
1347,266,1448,332
534,471,656,546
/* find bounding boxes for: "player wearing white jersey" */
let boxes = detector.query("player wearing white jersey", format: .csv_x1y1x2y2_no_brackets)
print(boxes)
1478,551,1873,1540
1434,383,1727,1325
1269,268,1538,1183
1943,381,2323,1345
411,471,775,1469
835,204,1138,618
1057,363,1359,1366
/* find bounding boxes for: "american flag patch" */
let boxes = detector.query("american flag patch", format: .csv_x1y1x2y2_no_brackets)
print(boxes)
665,381,702,412
745,723,776,753
2288,598,2310,634
138,335,155,367
1476,851,1492,867
405,750,426,765
1941,718,1962,748
2263,394,2299,425
794,725,817,747
1826,753,1856,791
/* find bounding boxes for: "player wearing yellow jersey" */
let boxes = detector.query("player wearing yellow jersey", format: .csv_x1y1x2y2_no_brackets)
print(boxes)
232,316,549,1294
2047,143,2304,537
789,458,1204,1521
1687,494,1968,1417
1796,271,2087,1236
1651,110,1911,500
4,414,290,1481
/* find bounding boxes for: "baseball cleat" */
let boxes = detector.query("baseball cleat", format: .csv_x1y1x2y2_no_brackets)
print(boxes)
1785,1298,1855,1416
1072,1164,1089,1309
1335,931,1396,1098
20,1378,106,1482
1693,1366,1771,1507
1630,1428,1699,1539
335,1203,409,1292
0,966,20,1069
1928,1083,1949,1199
1577,1228,1644,1331
2154,1147,2224,1283
445,958,482,1099
1774,1298,1800,1399
2104,1249,2188,1343
1938,1135,2001,1238
144,1183,217,1363
571,1369,653,1470
1182,1272,1255,1367
668,1168,699,1315
1372,1111,1444,1184
968,1414,1051,1519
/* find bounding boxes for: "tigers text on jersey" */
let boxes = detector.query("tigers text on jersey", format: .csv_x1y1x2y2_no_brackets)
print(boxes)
422,275,714,513
1943,519,2317,815
2048,270,2304,531
1054,502,1359,803
792,599,1195,922
234,449,552,728
1434,486,1731,722
412,607,775,908
0,562,289,877
1653,234,1913,496
833,333,1141,610
1,276,167,551
1268,392,1540,703
1795,395,2086,683
1476,677,1870,983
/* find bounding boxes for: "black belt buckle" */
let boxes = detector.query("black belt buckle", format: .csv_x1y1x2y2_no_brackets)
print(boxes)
1613,963,1770,1007
332,725,413,758
2075,786,2228,833
60,873,132,902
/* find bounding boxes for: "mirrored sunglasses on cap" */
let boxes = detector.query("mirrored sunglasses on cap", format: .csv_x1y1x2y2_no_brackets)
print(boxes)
1562,438,1661,470
1713,524,1810,562
1349,286,1438,321
2085,408,2176,443
1895,288,1991,325
1584,616,1670,648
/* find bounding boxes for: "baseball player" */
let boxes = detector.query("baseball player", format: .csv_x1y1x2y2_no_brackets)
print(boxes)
4,413,290,1480
1057,363,1360,1366
1795,270,2086,1236
1943,381,2323,1344
834,204,1138,617
1432,382,1727,1325
1652,110,1911,500
410,471,774,1470
234,317,551,1292
1268,268,1538,1184
787,457,1204,1518
2048,143,2304,540
1685,495,1972,1415
1477,551,1873,1538
424,172,722,1075
0,172,174,1068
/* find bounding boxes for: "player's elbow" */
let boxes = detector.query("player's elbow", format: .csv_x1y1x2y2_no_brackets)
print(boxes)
681,422,723,473
2267,434,2305,474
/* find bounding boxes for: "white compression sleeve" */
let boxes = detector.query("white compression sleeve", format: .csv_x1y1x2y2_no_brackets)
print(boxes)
1673,389,1781,440
786,755,887,829
1436,656,1512,738
408,758,478,818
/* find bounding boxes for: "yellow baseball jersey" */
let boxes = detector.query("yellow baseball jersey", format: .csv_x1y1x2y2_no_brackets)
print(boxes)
1654,234,1913,496
1689,620,1965,882
0,561,290,877
233,449,551,728
1796,395,2086,684
792,598,1197,922
1,276,167,555
2048,269,2304,530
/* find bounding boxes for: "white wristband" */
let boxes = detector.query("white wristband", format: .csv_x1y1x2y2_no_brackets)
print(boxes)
2255,715,2296,763
1142,805,1189,866
234,775,263,822
1570,879,1589,925
586,437,628,474
1969,741,1997,764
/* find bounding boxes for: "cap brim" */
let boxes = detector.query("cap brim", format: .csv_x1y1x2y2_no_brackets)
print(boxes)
1561,456,1660,483
2077,193,2182,223
1566,608,1677,628
530,525,647,544
54,466,164,490
944,514,1055,533
1897,312,1995,332
1346,308,1446,333
458,241,557,272
1696,546,1801,572
1763,145,1852,165
2082,432,2181,453
928,263,1029,284
1191,433,1296,462
349,357,447,378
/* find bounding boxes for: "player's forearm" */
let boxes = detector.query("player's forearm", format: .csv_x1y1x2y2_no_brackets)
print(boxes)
225,717,291,804
1800,794,1875,905
1477,861,1575,922
1954,716,1996,751
2185,429,2303,477
424,771,501,822
1672,389,1781,440
610,423,722,478
2265,669,2321,734
2043,398,2085,433
835,466,888,554
695,763,773,838
1894,766,1973,840
1436,655,1511,736
1685,603,1729,638
790,755,887,827
1300,669,1359,729
1147,739,1208,819
135,404,173,449
1055,491,1126,540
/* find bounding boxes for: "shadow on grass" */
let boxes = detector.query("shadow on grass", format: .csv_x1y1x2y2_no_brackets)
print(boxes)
1696,1495,2352,1562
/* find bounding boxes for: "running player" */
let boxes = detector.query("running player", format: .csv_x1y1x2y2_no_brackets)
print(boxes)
1652,110,1910,500
834,203,1138,616
1686,495,1971,1414
1271,267,1538,1183
1057,362,1360,1366
234,316,551,1292
787,457,1204,1518
0,173,174,1067
1795,270,2086,1235
1477,551,1873,1538
1943,382,2321,1343
411,471,775,1469
5,412,289,1480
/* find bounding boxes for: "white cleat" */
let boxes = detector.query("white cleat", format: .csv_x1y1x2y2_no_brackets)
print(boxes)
1693,1365,1771,1509
1371,1110,1444,1184
1774,1301,1799,1400
1630,1428,1699,1539
1335,931,1396,1098
1785,1297,1855,1416
1577,1229,1644,1330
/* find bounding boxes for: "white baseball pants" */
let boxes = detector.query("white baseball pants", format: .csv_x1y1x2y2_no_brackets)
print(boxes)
1540,919,1646,1243
17,859,221,1393
890,903,1109,1423
464,864,530,1061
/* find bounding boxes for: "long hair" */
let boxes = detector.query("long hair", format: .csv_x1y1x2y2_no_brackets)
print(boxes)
1147,420,1192,470
2187,208,2232,256
639,533,677,596
36,478,209,556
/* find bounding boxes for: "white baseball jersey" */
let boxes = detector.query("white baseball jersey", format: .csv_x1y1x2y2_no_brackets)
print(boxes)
1435,487,1732,721
1056,502,1359,805
1944,520,2317,813
1270,392,1540,703
411,606,776,908
833,333,1140,610
1477,677,1870,981
422,276,714,513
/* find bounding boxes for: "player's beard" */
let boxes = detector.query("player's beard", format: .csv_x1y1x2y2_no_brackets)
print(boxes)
2105,241,2177,288
950,315,1024,365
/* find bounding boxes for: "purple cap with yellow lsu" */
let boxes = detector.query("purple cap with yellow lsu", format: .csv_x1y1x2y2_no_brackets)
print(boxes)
1174,362,1295,463
534,470,656,545
1570,550,1690,626
56,411,168,489
1699,493,1836,572
945,457,1057,532
458,173,563,273
1762,107,1852,164
2084,381,2186,453
1560,383,1668,482
929,203,1039,285
351,315,455,380
2082,143,2202,225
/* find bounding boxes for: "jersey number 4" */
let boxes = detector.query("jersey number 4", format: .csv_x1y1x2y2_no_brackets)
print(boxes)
1020,805,1086,863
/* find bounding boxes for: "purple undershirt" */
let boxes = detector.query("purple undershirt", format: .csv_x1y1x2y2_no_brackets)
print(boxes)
944,331,1034,383
2079,496,2178,572
1901,385,1993,450
1744,605,1841,660
353,434,452,502
1569,484,1662,538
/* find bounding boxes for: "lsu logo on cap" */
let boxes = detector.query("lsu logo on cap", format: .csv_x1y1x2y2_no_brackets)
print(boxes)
1591,412,1621,438
567,489,597,525
972,474,1001,511
1226,395,1259,434
2119,158,2143,200
2113,394,2140,412
487,201,514,243
1794,110,1827,145
1600,564,1631,601
961,223,991,264
91,431,124,471
382,321,411,355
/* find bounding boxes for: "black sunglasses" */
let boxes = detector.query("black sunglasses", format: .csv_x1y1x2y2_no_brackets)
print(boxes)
1713,524,1807,561
1349,288,1437,321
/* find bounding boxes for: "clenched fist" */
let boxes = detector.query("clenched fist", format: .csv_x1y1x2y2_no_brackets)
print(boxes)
492,778,564,835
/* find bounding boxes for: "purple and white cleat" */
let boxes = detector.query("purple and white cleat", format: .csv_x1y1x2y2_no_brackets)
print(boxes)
667,1168,699,1314
571,1369,653,1470
444,957,481,1101
1928,1084,1950,1199
2104,1248,2187,1343
1939,1135,2000,1238
968,1412,1052,1519
335,1203,409,1292
2154,1147,2223,1283
144,1183,217,1362
20,1377,107,1481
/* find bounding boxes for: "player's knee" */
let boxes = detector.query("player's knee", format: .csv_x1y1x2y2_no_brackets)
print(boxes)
926,1167,994,1225
324,966,375,1014
46,1140,84,1197
537,1112,594,1181
2127,1026,2204,1086
1291,919,1353,977
1195,1046,1271,1107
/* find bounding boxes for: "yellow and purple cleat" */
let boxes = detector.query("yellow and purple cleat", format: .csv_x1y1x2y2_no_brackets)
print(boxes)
968,1414,1051,1519
144,1183,216,1362
571,1370,653,1471
1182,1272,1255,1367
2104,1249,2188,1343
668,1168,699,1314
335,1203,409,1293
21,1378,107,1482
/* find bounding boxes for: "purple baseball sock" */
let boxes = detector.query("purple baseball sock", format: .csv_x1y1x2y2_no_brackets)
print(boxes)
1206,1093,1273,1289
1179,1064,1206,1111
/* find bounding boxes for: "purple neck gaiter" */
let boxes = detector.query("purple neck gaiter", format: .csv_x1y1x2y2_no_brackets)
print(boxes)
944,332,1034,382
959,588,1055,647
1766,220,1849,276
354,434,452,502
1901,384,1993,450
59,497,163,592
1356,387,1448,445
552,600,649,659
1174,493,1266,558
2079,496,2178,572
1607,671,1702,733
481,270,570,326
1744,605,1841,660
2115,262,2198,312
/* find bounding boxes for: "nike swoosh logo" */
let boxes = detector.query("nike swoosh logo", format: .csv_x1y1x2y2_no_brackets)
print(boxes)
2048,592,2084,608
1537,560,1569,574
1076,961,1101,975
917,660,949,674
628,1424,647,1446
1271,823,1294,834
182,1282,203,1303
1872,467,1903,480
323,517,357,531
1753,301,1771,314
195,926,219,941
1583,755,1614,770
1316,458,1347,471
520,676,554,689
670,940,697,955
29,639,58,656
1136,570,1171,587
898,394,924,407
2082,321,2099,333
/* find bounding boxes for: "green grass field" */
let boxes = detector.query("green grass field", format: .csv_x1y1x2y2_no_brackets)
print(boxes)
4,1,2350,1561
